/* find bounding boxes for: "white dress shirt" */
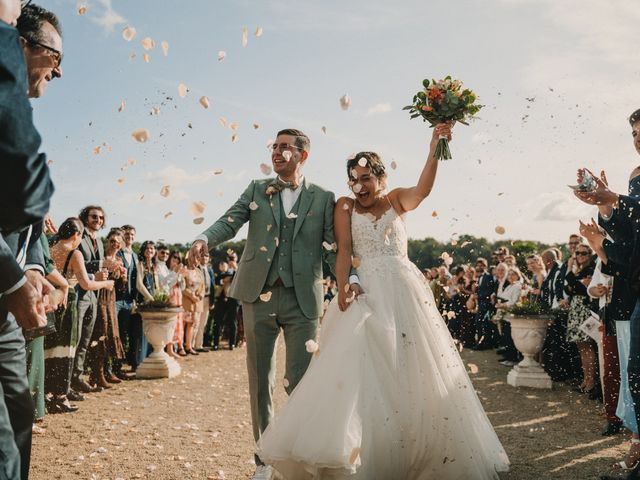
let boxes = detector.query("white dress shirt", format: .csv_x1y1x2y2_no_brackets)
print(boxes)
279,175,304,214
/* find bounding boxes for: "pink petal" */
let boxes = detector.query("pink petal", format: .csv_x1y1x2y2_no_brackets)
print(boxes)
122,26,136,42
190,201,206,215
241,28,248,47
218,51,226,61
390,161,397,170
339,94,351,111
249,201,259,211
199,96,210,109
305,339,319,353
254,27,263,37
178,83,188,98
259,292,272,302
141,37,155,51
160,186,170,197
131,128,150,143
161,41,169,56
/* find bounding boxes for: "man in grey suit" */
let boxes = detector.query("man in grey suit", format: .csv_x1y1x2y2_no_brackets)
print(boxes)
71,206,115,393
190,128,359,480
0,4,61,478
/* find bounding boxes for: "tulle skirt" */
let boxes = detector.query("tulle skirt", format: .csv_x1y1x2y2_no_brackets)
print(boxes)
258,255,510,479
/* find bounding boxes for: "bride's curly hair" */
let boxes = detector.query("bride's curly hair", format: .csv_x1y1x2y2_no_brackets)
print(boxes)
346,152,387,185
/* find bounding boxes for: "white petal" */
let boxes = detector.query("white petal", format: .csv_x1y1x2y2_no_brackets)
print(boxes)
260,163,272,175
339,94,352,111
357,157,367,167
118,100,126,112
282,151,292,161
231,134,239,143
161,41,169,56
241,27,248,47
352,183,362,193
249,201,259,211
254,27,263,37
305,339,319,353
178,83,188,98
218,51,226,61
287,213,298,219
259,292,272,302
122,26,136,42
321,126,327,134
141,37,155,51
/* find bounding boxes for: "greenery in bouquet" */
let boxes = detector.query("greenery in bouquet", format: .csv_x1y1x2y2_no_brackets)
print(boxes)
508,299,552,317
403,76,483,160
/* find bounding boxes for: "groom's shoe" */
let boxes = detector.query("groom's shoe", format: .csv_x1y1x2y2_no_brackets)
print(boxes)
251,465,274,480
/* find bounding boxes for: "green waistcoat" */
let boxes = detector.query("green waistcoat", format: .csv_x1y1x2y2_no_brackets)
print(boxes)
265,193,302,288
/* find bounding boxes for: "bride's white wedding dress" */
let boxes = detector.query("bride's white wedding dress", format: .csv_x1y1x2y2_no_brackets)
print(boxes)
257,207,510,479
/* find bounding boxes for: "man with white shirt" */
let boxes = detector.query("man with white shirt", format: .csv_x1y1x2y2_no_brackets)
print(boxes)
189,128,359,480
113,225,138,379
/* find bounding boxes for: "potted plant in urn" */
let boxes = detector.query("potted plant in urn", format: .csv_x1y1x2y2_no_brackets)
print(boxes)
505,299,554,389
135,277,183,379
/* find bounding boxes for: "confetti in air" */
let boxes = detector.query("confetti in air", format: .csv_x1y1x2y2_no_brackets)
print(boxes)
122,26,136,42
340,94,352,110
131,128,150,143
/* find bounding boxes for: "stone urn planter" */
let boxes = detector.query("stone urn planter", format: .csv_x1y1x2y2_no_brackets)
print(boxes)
506,314,553,389
135,307,182,379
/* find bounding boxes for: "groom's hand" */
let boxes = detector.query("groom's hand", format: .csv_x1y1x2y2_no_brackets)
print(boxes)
188,240,207,268
349,283,364,298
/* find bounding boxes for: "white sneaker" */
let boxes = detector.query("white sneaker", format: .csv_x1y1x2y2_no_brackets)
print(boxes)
252,465,274,480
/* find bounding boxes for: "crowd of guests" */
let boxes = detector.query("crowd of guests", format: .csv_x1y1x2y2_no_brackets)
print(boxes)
26,206,245,426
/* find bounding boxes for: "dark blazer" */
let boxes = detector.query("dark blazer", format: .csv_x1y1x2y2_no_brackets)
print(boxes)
0,22,53,235
0,23,53,295
77,230,104,297
541,262,564,307
115,249,138,303
202,265,215,302
476,272,497,311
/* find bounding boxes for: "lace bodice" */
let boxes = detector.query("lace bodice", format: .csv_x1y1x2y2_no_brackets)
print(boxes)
351,207,408,261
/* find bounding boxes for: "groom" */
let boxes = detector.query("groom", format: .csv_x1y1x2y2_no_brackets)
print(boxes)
190,128,354,480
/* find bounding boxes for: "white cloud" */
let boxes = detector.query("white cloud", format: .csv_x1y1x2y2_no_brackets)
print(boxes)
145,165,211,187
532,191,594,222
366,103,392,116
90,0,127,33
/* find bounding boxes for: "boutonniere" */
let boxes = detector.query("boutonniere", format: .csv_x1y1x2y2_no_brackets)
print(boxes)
266,181,283,196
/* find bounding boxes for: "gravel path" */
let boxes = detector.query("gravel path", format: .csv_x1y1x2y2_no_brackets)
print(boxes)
31,338,630,479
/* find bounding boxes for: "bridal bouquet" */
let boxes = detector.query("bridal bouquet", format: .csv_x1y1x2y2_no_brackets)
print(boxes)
403,76,483,160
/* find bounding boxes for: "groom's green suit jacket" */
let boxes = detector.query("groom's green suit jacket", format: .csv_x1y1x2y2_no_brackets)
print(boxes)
199,178,337,319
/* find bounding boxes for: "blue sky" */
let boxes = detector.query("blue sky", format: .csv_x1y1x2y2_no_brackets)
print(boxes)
34,0,640,246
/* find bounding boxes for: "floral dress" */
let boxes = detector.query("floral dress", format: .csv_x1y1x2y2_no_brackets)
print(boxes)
565,264,596,343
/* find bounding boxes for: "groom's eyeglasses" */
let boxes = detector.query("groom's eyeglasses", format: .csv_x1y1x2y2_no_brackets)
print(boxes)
270,143,303,153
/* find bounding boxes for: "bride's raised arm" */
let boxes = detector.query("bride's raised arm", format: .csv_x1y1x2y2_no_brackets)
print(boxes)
390,122,454,214
334,196,355,312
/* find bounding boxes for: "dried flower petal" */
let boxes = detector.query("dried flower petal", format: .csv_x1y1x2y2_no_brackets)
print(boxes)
141,37,155,50
352,183,363,193
305,339,319,353
259,246,268,252
199,96,210,109
217,51,226,61
432,211,438,217
274,237,279,247
164,211,173,219
342,203,350,210
254,26,263,37
212,169,223,175
340,94,352,111
117,177,125,185
468,363,479,374
191,201,206,215
322,241,337,251
357,158,368,167
446,311,456,319
161,41,169,56
495,225,506,235
193,217,204,225
219,117,227,127
349,448,361,465
260,163,272,175
229,122,238,131
321,126,327,134
132,128,150,143
253,123,260,129
266,224,273,231
178,83,188,98
249,201,259,211
227,216,235,223
231,134,239,143
143,53,150,63
282,151,292,161
287,213,298,219
77,5,87,15
351,257,361,268
282,378,289,387
259,292,272,302
122,26,136,42
118,100,126,112
390,161,397,170
241,27,248,47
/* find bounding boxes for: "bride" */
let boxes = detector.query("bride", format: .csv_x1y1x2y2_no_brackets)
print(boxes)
257,123,510,479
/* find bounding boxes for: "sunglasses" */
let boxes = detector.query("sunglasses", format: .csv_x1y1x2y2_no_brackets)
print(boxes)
89,214,104,220
575,251,590,256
